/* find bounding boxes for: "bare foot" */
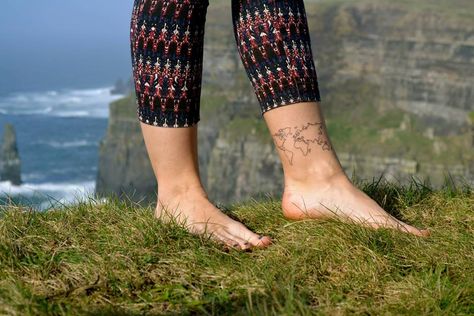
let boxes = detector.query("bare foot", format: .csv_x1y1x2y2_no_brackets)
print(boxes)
156,191,272,250
282,171,431,237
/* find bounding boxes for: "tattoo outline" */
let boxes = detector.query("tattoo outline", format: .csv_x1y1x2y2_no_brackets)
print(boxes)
272,121,332,165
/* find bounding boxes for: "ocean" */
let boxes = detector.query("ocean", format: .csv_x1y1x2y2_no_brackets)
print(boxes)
0,87,125,210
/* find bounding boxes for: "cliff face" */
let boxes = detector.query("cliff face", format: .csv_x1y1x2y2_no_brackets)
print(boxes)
309,2,474,134
0,124,22,185
95,96,156,203
207,118,283,202
96,0,474,205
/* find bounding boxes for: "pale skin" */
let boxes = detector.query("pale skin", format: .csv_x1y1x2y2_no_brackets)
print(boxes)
140,101,430,251
140,119,273,250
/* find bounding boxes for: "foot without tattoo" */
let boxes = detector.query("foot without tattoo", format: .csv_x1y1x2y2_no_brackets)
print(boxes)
155,191,273,250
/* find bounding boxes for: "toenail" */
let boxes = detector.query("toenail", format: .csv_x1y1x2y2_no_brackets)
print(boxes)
244,242,250,245
233,243,239,247
258,235,263,240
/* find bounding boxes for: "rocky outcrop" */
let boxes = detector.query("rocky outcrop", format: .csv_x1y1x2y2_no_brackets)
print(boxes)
96,0,474,205
0,124,22,185
110,78,134,95
307,2,474,135
207,118,283,203
95,95,156,203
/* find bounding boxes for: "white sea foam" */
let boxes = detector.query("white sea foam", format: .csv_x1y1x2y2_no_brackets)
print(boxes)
21,172,47,181
54,111,91,117
32,140,96,148
0,86,125,118
0,180,95,196
0,180,96,209
46,90,58,96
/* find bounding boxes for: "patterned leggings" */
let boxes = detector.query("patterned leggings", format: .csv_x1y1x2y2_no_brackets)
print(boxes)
130,0,321,127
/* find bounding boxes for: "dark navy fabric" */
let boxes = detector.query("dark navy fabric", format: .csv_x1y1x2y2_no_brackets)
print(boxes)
130,0,321,127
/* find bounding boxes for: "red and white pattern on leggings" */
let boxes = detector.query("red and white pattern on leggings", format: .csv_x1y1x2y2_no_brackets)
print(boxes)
231,0,321,115
130,0,208,127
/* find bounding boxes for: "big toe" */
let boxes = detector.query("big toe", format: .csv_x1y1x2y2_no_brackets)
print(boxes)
401,222,431,237
247,233,273,248
229,224,272,248
415,227,431,237
255,235,273,247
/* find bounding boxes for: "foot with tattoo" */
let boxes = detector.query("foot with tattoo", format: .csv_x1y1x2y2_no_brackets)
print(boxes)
264,102,431,237
281,172,431,237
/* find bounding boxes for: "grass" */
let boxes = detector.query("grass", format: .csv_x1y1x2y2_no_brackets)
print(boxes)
109,94,137,120
0,179,473,315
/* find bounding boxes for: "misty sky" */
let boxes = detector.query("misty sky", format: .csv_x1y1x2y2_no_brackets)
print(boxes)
0,0,134,94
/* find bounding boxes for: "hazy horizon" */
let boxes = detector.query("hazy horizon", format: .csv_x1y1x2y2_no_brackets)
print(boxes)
0,0,134,95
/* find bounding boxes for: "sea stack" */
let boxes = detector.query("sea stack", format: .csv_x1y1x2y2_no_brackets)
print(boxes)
0,123,22,185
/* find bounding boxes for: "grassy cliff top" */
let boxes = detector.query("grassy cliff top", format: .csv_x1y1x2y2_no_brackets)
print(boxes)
0,180,473,315
324,0,474,20
212,0,474,20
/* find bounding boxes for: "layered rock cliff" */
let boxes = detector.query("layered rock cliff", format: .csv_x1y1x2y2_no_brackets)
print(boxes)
95,96,156,203
308,1,474,134
97,0,474,205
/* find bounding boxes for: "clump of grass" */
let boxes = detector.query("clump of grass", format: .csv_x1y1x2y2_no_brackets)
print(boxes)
0,179,472,315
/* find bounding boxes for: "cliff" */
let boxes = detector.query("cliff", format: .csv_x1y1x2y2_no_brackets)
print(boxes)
307,0,474,134
96,0,474,205
0,124,22,185
95,96,156,203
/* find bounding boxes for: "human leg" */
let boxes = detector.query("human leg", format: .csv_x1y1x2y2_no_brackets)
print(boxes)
130,0,209,127
130,0,272,248
139,124,271,249
231,0,430,236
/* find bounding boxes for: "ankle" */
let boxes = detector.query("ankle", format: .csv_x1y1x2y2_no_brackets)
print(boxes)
158,181,208,202
284,163,348,189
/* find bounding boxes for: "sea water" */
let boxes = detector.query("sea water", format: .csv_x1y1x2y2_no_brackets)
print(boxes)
0,87,125,210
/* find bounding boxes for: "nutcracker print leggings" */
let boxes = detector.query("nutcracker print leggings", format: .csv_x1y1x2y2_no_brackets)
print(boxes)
130,0,321,127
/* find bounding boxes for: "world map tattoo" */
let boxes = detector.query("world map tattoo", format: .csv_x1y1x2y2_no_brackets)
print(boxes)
272,122,332,165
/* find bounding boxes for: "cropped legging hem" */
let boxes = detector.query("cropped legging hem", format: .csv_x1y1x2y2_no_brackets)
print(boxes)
259,78,321,118
130,0,322,128
136,106,200,127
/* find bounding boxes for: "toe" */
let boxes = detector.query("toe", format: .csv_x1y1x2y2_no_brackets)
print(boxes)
257,235,273,247
228,224,272,248
242,232,272,248
392,218,431,237
220,230,252,250
408,226,431,237
211,231,242,250
233,236,253,250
